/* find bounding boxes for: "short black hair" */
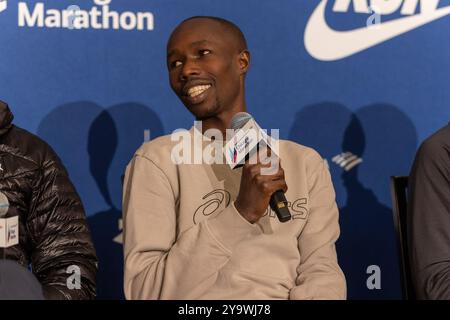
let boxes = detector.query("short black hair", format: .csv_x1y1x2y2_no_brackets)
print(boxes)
178,16,248,52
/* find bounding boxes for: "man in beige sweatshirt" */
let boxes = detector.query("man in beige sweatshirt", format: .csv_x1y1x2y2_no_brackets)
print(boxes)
123,16,346,300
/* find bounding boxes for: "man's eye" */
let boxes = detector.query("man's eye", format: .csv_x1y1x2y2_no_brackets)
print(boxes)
199,49,211,56
171,61,183,68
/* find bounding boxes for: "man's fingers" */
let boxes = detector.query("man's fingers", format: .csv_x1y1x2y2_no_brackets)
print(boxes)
246,159,284,177
275,166,285,180
272,179,288,194
255,176,288,194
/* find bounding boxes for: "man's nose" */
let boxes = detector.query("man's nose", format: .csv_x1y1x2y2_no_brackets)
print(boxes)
179,58,200,81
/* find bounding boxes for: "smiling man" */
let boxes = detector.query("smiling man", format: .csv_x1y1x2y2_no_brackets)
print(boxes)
122,16,346,300
165,17,248,135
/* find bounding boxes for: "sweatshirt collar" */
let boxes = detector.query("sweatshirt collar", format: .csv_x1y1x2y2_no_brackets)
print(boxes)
192,123,234,143
192,124,222,142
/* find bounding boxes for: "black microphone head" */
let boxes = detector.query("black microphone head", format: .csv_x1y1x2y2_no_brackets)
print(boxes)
0,191,9,218
230,112,253,130
0,260,45,300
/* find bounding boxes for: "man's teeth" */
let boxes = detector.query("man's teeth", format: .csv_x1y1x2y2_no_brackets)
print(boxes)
187,85,211,98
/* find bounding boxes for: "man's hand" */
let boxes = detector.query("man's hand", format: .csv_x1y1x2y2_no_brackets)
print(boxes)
234,149,288,223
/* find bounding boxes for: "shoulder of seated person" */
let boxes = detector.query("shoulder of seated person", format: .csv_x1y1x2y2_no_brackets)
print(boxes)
279,139,324,164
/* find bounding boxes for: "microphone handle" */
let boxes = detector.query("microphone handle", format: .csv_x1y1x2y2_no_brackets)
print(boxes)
270,190,292,223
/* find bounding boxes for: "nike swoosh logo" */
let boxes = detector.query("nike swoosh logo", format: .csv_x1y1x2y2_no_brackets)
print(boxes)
304,0,450,61
0,1,7,14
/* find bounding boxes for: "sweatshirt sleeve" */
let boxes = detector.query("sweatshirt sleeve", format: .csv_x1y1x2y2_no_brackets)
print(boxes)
289,154,346,300
123,154,261,300
408,139,450,300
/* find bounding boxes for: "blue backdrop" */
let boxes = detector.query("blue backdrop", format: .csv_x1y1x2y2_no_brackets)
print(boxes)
1,0,449,299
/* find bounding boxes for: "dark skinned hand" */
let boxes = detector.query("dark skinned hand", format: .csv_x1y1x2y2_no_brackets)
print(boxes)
234,147,288,224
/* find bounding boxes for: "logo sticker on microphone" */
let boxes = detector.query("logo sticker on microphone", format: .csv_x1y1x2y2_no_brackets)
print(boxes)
229,147,238,164
7,222,17,242
0,216,18,248
229,135,238,164
224,119,262,169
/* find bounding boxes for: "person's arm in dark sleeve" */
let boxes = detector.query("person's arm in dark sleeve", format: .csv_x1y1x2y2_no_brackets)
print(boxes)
408,138,450,300
28,150,98,300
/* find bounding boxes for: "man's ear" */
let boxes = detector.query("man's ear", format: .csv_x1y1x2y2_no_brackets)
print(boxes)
238,50,250,75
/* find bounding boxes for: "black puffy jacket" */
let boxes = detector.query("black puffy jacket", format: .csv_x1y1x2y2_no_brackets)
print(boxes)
0,101,97,299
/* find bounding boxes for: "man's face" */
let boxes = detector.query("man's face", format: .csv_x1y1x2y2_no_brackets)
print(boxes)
167,19,246,120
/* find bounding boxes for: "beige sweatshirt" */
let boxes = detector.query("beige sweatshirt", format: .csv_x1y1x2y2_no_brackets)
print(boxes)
123,127,346,300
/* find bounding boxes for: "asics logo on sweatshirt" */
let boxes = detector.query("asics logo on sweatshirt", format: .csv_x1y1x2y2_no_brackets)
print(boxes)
193,189,309,224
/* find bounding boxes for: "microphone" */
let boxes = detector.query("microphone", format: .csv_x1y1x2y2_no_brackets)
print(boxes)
226,112,292,223
0,192,19,258
0,192,44,299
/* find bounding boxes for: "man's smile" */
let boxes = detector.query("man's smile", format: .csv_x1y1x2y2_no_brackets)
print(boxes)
182,82,213,105
187,84,211,98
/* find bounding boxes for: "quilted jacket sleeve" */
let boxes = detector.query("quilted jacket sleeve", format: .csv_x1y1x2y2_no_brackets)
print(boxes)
28,148,98,300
